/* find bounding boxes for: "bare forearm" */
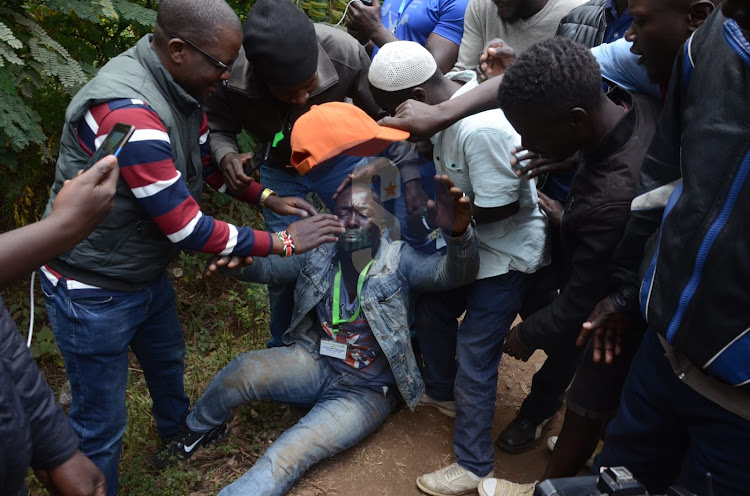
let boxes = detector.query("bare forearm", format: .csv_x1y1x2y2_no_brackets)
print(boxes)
443,76,502,123
0,217,85,289
369,24,399,47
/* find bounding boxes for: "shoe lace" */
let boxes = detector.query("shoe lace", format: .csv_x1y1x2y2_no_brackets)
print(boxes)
443,463,467,480
495,479,536,496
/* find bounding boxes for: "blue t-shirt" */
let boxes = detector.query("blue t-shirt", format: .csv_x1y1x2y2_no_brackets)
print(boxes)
603,0,632,44
372,0,469,58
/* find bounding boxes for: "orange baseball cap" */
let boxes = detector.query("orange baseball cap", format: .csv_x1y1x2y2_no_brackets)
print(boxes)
290,102,410,175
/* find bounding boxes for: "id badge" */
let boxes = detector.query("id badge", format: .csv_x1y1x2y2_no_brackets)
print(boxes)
435,231,447,250
320,340,348,360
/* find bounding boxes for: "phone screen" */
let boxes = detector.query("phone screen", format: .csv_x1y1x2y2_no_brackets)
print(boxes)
83,123,136,171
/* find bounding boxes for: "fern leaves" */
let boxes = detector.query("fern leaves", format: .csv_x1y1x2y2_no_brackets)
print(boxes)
0,1,157,168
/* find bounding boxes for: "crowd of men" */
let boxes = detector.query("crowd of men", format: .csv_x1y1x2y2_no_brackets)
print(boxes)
2,0,748,495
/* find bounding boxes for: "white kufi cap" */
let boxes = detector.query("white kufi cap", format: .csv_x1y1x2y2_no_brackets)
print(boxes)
369,41,438,91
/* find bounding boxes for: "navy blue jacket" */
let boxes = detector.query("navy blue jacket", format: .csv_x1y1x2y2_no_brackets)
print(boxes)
609,10,750,389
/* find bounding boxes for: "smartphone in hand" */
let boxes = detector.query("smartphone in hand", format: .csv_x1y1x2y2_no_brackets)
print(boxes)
83,123,136,171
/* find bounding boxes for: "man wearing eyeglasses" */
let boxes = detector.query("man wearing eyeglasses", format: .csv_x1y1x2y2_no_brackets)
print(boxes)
42,1,346,495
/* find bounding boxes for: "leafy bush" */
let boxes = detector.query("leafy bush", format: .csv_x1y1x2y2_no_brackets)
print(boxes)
1,0,156,229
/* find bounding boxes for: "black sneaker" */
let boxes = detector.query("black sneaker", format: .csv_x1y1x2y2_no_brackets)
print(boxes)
152,419,230,470
495,414,551,454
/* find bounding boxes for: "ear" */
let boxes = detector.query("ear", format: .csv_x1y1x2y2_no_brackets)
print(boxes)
411,87,427,103
568,107,588,128
688,1,714,31
167,38,187,65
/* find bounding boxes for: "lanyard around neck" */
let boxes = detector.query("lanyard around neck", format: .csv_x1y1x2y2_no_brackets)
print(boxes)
332,259,374,332
391,0,414,33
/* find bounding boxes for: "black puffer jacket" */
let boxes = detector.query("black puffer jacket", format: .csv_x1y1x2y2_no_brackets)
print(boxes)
0,297,79,495
556,0,607,48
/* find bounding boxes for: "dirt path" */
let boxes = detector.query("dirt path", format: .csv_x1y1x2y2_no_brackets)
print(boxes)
288,352,561,496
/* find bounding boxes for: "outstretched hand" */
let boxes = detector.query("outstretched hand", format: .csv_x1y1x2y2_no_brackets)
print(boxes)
478,38,517,80
578,297,629,364
205,254,254,276
378,100,439,142
205,215,344,276
511,147,578,180
263,194,318,218
428,175,472,235
333,157,394,201
287,214,345,254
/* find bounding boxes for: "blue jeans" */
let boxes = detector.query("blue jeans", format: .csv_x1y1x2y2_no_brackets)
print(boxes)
260,155,365,347
187,343,393,496
415,271,527,476
595,329,750,495
41,272,189,496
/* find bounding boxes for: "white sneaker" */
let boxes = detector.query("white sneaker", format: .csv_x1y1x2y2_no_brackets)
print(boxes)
417,394,457,418
545,435,601,469
478,478,536,496
416,463,492,496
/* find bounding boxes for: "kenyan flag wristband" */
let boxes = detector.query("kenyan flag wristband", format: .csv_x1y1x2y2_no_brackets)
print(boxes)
276,230,295,257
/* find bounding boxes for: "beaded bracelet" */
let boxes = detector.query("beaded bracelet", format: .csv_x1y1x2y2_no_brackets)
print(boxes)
421,207,432,231
276,230,295,257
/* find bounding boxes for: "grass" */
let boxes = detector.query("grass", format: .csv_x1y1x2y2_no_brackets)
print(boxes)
22,189,312,495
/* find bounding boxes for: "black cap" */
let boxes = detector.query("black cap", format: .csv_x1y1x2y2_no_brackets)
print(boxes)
243,0,318,86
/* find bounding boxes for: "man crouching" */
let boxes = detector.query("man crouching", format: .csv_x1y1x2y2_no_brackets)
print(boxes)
160,169,476,494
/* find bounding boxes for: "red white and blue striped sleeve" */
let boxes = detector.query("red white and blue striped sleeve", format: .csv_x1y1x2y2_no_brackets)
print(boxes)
79,99,273,257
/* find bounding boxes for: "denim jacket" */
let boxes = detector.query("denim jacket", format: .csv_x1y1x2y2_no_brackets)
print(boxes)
230,226,479,410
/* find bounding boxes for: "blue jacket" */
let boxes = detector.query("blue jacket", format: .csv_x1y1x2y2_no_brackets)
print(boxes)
609,10,750,390
230,227,479,410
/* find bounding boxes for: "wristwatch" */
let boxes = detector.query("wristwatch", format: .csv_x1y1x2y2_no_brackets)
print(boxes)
259,188,277,207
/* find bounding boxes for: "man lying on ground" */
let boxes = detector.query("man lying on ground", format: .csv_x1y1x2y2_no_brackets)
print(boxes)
156,103,479,496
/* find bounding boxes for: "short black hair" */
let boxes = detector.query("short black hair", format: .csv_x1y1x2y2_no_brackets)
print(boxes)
497,37,603,114
156,0,240,46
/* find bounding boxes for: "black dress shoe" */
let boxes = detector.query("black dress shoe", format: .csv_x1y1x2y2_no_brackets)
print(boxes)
495,415,551,453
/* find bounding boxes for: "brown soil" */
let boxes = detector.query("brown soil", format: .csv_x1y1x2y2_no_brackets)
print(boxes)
286,351,561,496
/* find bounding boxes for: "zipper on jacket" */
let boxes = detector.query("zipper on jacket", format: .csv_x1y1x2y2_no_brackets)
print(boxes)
665,150,750,342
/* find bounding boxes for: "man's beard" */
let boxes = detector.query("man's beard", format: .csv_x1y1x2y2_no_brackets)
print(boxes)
494,2,522,22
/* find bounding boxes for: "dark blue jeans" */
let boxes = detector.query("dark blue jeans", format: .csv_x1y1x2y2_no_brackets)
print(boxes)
415,271,528,476
595,329,750,495
41,272,189,496
188,344,393,496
